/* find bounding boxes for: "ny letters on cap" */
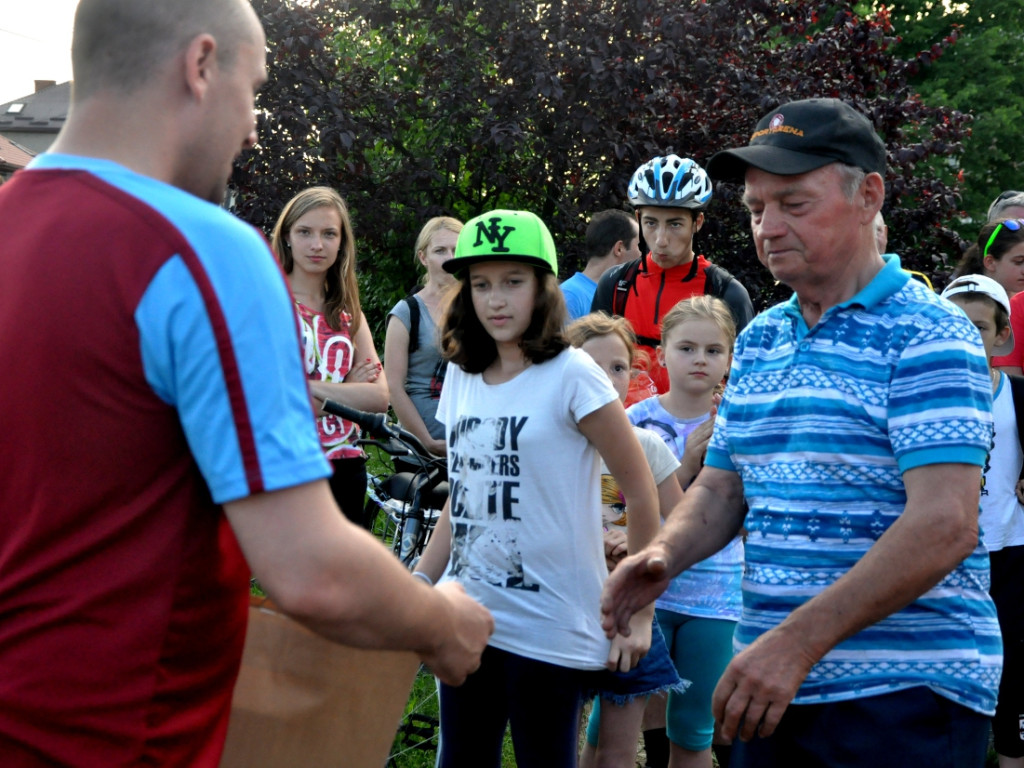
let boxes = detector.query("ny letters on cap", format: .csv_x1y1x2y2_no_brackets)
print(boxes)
445,210,558,275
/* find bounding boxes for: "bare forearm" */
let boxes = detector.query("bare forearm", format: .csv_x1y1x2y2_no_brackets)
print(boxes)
310,378,389,412
581,404,660,554
228,484,448,656
656,467,746,577
414,503,452,582
675,456,702,490
388,386,438,449
285,524,454,651
275,537,433,649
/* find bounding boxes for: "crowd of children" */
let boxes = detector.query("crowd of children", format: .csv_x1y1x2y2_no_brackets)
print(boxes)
277,164,1024,767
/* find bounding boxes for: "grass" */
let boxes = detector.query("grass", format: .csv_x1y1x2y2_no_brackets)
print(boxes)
385,666,519,767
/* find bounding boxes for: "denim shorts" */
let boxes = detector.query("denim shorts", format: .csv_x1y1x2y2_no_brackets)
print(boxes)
585,617,689,746
590,615,689,705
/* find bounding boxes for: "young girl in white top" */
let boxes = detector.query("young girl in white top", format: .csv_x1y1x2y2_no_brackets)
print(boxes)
415,210,660,768
567,312,688,768
941,275,1024,768
626,296,742,768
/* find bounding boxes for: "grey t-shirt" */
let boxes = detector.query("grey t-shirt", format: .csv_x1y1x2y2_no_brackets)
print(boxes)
387,295,447,440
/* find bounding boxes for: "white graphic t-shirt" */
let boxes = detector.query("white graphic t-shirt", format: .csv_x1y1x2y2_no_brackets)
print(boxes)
601,427,680,528
437,347,618,669
981,373,1024,551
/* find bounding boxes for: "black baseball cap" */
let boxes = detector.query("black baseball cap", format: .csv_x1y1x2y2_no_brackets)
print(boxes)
706,98,887,182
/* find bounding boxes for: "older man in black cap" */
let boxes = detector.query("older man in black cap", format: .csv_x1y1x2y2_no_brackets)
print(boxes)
600,98,1000,767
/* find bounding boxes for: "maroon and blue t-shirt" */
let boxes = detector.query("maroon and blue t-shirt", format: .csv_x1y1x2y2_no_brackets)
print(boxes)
0,155,330,766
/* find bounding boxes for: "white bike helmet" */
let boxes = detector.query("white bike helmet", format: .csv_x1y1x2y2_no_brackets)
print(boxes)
628,155,712,209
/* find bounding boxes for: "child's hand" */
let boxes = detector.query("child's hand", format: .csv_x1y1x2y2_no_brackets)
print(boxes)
603,528,628,571
606,611,653,673
679,410,716,489
345,358,382,383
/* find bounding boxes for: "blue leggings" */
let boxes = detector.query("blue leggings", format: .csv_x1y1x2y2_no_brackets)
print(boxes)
437,645,592,768
656,610,736,751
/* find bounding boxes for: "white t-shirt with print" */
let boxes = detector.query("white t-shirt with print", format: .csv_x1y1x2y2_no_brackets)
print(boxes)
600,427,680,527
436,347,619,670
982,373,1024,551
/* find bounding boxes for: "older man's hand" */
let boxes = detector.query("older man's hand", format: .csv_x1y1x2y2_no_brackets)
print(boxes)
711,624,819,741
600,543,672,638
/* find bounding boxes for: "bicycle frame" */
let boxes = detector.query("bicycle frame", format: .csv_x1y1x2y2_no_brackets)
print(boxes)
321,400,447,569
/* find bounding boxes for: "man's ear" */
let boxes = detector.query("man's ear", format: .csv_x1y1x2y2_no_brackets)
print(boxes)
861,172,886,224
183,33,218,100
693,211,704,232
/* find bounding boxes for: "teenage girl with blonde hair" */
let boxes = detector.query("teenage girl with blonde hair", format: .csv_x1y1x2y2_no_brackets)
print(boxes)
270,186,388,526
384,216,463,457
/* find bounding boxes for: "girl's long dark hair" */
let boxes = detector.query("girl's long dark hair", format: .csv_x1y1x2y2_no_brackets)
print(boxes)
441,268,568,373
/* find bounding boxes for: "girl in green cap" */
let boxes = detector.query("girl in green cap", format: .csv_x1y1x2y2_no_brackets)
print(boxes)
414,210,661,767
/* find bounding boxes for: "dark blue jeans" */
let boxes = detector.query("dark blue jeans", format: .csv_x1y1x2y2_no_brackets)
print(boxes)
437,645,593,768
732,686,989,768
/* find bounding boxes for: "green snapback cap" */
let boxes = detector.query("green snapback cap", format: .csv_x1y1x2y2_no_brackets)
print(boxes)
445,210,558,276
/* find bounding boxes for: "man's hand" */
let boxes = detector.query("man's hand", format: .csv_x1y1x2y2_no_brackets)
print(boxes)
711,625,818,741
419,582,494,686
600,543,672,638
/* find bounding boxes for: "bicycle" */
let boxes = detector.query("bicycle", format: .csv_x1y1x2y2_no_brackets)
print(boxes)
320,399,447,569
320,399,448,765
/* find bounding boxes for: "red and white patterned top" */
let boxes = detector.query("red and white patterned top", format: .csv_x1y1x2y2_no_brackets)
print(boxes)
294,302,363,460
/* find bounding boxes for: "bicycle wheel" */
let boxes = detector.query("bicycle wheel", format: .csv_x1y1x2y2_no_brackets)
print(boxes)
386,664,439,767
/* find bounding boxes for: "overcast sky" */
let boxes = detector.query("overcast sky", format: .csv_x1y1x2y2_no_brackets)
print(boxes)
0,0,77,104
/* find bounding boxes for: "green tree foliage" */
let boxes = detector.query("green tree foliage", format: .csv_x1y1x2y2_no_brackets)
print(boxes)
868,0,1024,231
233,0,971,327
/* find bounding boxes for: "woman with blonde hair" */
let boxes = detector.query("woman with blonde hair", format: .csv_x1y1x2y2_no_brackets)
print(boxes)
271,186,388,526
384,216,463,456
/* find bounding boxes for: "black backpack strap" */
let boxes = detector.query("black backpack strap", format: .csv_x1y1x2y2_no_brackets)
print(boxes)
404,295,421,356
703,262,756,332
612,258,642,317
704,262,728,299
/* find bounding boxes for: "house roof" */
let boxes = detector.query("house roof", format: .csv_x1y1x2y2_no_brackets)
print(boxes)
0,134,36,171
0,81,71,135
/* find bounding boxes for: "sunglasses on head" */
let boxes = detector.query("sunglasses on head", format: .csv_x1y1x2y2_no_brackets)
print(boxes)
984,218,1024,258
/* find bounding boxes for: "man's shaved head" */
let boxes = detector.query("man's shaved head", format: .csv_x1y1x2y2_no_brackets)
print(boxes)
71,0,258,100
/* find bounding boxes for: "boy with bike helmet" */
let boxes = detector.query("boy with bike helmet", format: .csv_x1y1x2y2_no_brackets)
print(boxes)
591,155,755,400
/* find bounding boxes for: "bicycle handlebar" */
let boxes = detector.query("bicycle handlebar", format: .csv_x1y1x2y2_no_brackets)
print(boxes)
320,399,436,462
320,398,391,436
322,399,446,567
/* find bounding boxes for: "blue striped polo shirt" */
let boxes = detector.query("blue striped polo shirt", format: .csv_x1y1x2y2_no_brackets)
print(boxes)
706,255,1001,715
